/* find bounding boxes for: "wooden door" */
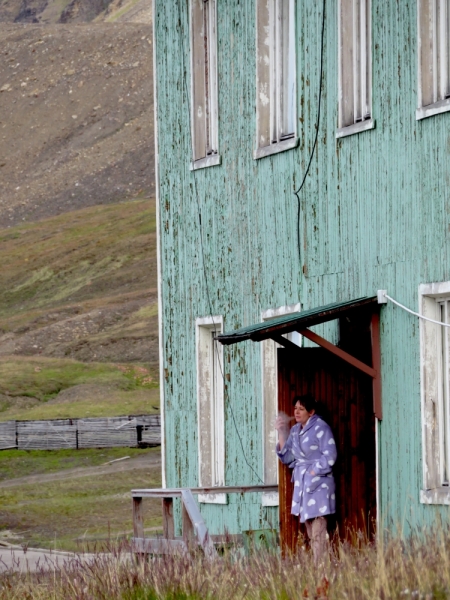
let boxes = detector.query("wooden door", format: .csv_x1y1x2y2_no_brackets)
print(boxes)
277,348,376,553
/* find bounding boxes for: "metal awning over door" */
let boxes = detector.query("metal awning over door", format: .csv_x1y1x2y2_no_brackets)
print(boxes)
217,296,383,419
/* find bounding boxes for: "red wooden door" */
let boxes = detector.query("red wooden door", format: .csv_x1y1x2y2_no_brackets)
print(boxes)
277,347,376,553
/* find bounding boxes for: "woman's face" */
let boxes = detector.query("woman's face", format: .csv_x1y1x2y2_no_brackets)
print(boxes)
294,401,315,426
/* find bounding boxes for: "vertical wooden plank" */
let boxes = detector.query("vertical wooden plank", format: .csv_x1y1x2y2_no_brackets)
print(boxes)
162,497,175,539
182,499,195,546
371,312,383,420
277,348,299,555
133,497,144,539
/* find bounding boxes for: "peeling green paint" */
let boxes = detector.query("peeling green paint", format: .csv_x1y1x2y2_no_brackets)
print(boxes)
155,0,450,535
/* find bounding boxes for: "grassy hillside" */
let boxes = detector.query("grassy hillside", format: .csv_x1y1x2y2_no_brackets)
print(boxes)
0,199,155,320
0,357,159,421
0,199,158,421
98,0,151,23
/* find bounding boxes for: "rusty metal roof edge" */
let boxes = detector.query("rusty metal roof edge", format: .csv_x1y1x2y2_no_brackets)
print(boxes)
217,296,378,345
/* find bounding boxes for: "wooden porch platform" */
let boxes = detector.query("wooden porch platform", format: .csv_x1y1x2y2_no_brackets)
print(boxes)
131,485,278,560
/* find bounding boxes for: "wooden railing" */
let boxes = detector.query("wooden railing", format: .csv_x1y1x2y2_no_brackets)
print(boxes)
131,485,278,560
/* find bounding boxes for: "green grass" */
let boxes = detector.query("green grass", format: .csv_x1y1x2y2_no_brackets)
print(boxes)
0,199,159,422
0,198,156,328
0,447,157,481
0,358,150,401
0,448,162,552
0,387,159,421
104,0,144,22
0,357,159,421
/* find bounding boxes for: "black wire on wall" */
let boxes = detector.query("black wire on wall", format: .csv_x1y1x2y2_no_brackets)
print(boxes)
168,0,328,487
175,0,264,485
294,0,327,270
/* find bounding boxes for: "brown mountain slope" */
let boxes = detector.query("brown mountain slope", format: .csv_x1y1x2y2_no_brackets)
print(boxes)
0,0,151,23
0,23,153,228
0,0,112,23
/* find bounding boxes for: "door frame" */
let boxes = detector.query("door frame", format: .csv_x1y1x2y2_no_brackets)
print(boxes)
275,310,381,552
277,347,379,551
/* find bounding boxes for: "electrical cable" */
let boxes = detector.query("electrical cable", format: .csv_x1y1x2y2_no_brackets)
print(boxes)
383,292,450,328
294,0,326,267
176,0,263,485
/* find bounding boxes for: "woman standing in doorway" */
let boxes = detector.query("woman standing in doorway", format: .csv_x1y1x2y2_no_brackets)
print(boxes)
275,394,337,564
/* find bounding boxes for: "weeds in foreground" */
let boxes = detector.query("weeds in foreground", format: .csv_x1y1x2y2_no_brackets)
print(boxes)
1,528,450,599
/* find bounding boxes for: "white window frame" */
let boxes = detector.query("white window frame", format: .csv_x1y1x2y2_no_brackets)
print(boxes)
190,0,221,171
261,303,301,507
254,0,299,159
417,0,450,120
196,315,226,504
337,0,374,138
420,281,450,505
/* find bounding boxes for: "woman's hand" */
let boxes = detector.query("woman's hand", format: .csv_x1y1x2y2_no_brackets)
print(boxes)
275,412,291,450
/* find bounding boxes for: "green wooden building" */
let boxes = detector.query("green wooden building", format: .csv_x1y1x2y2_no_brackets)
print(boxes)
153,0,450,546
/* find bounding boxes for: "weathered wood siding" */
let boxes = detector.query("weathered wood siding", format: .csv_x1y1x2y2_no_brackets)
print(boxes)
154,0,450,534
0,416,161,450
0,421,16,449
17,419,77,450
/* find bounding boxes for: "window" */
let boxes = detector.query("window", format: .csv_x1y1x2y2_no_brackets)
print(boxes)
417,0,450,119
420,282,450,504
196,316,226,504
190,0,220,170
261,304,301,507
337,0,374,138
255,0,298,159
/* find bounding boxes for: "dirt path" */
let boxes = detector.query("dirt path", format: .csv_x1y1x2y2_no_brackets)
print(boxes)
0,545,99,573
0,451,161,488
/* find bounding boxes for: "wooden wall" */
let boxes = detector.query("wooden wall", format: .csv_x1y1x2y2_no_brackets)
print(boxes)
0,415,161,450
154,0,450,535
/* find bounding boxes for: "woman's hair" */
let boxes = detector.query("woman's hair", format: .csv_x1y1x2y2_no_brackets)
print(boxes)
292,393,317,413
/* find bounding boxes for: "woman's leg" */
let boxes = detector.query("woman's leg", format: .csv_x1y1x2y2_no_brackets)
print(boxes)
305,517,328,565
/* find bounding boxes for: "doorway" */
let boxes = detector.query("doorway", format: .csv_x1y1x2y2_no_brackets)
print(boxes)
277,347,377,552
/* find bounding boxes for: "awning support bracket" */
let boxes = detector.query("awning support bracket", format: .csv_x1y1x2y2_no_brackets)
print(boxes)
298,329,376,378
271,321,382,420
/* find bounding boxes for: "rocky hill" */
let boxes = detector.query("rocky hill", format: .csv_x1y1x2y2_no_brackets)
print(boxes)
0,22,153,227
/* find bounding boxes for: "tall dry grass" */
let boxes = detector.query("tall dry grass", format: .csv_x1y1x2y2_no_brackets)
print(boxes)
1,527,450,599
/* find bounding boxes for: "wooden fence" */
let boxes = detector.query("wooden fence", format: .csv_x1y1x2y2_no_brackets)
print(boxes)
0,415,160,451
0,420,17,450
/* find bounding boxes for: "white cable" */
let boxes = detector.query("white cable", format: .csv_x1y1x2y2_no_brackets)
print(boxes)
384,293,450,328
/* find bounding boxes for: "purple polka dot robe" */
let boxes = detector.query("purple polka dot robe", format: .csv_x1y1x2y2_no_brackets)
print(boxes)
276,414,337,523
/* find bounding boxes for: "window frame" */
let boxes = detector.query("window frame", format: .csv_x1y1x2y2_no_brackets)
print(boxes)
420,281,450,505
416,0,450,120
189,0,221,171
254,0,299,160
337,0,375,139
261,303,301,507
195,315,226,504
